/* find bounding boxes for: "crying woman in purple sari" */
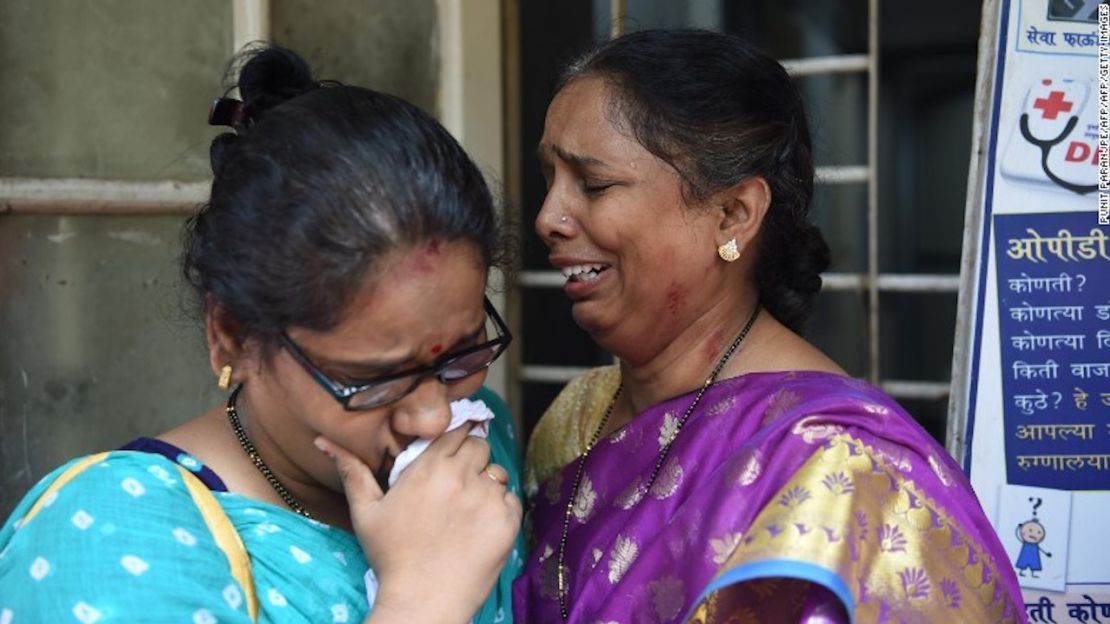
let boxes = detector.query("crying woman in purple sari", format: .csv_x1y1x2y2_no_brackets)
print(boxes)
514,30,1024,623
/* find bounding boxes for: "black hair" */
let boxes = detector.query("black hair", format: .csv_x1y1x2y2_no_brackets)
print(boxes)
183,46,506,348
560,29,829,333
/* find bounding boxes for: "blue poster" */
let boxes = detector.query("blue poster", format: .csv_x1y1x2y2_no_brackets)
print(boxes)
995,210,1110,489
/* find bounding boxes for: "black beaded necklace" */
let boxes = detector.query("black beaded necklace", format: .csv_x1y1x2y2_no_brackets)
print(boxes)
226,385,312,518
556,305,760,620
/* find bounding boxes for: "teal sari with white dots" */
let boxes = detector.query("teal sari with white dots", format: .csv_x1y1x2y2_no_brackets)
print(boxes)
0,386,525,623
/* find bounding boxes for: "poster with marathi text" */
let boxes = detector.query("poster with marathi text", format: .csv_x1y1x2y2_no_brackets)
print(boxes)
995,211,1110,490
958,0,1110,621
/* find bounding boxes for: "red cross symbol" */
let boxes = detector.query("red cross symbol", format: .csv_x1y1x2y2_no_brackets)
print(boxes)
1033,90,1074,120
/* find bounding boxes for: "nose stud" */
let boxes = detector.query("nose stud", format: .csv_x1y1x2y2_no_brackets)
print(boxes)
560,216,568,223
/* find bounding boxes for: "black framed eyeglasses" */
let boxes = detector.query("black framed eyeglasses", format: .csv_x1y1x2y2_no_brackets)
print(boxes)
279,297,512,411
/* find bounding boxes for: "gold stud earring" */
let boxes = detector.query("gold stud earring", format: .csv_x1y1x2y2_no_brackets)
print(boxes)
717,238,740,262
218,364,233,391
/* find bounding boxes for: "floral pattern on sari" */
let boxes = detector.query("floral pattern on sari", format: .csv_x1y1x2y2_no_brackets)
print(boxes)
516,370,1024,623
692,434,1020,623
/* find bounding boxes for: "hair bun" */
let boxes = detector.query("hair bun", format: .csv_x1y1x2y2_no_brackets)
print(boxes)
237,47,316,120
756,220,830,333
787,223,830,296
209,132,239,174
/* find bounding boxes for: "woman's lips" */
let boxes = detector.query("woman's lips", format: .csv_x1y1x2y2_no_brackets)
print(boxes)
550,258,612,300
562,265,611,299
560,263,609,281
374,454,395,492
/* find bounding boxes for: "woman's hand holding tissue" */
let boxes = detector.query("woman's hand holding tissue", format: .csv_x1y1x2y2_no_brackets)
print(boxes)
315,423,521,623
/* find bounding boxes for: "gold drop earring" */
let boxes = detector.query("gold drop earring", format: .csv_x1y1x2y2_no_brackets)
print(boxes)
717,238,740,262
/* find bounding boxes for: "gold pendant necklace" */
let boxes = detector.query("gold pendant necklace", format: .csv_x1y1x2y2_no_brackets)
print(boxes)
555,305,760,621
226,385,312,518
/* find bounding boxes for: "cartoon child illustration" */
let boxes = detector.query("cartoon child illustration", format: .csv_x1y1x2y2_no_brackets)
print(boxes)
1014,498,1052,578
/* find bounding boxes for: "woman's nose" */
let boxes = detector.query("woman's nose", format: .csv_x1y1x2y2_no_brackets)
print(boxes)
535,183,574,245
391,377,452,439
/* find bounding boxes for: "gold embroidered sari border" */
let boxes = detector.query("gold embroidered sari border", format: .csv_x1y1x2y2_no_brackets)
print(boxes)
702,433,1017,623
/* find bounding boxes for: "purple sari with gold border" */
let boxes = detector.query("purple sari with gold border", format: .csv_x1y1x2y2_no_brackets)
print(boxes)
514,368,1025,623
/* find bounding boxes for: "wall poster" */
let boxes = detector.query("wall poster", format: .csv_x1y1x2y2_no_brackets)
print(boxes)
954,0,1109,621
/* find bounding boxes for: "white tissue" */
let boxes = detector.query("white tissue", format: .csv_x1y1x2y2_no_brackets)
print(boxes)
366,398,496,610
386,398,495,486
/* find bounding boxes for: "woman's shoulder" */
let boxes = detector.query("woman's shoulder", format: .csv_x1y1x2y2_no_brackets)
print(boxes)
735,371,966,491
534,365,620,440
562,365,621,405
523,365,619,498
719,369,939,457
1,450,216,547
742,369,903,414
0,451,254,621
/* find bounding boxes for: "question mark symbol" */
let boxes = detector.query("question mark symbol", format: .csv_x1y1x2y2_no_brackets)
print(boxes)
1077,274,1086,292
1029,497,1043,515
1053,392,1062,408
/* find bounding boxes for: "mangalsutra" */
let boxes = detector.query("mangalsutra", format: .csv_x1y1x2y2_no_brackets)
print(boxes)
556,304,760,621
227,385,312,518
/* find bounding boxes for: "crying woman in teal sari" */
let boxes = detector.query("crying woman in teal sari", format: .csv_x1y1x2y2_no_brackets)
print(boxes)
0,47,523,623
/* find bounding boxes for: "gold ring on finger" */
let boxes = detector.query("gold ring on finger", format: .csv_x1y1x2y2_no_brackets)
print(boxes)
483,465,508,485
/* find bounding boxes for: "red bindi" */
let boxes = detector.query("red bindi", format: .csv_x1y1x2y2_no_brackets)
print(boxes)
430,344,444,355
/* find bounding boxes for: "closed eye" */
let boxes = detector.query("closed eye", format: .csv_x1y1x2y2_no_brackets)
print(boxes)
330,323,486,385
582,180,616,195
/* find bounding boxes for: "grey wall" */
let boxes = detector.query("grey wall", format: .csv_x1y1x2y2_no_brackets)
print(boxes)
0,0,440,518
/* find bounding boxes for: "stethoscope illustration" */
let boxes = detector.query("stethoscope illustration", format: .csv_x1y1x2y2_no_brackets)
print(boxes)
1019,112,1097,195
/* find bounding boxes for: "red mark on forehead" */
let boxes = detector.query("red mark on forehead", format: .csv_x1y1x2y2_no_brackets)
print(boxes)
406,241,442,275
430,344,444,355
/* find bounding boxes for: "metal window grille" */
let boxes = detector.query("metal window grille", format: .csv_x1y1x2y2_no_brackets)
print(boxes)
0,0,510,399
1,1,964,418
511,0,959,406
